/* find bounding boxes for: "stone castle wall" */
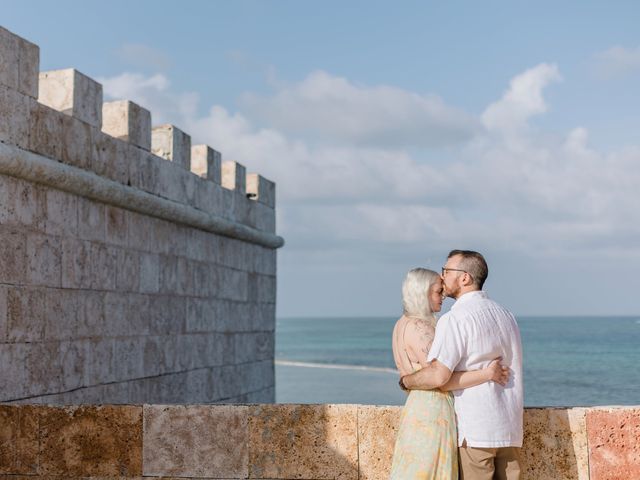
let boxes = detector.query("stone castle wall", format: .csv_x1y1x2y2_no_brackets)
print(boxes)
1,403,638,479
0,25,283,404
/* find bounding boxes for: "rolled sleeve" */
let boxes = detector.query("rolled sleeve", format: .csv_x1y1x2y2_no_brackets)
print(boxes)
427,314,463,371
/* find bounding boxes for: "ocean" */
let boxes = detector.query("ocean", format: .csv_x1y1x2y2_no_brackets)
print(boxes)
275,316,640,406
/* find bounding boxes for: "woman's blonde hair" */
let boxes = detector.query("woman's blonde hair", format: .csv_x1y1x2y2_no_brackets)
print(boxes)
402,268,440,320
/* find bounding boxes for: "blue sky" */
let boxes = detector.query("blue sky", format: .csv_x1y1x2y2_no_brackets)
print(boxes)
4,1,640,316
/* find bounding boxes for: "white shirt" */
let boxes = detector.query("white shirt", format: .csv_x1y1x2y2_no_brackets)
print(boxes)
427,290,523,448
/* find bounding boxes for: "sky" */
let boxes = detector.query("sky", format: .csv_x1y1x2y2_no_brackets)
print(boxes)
3,1,640,317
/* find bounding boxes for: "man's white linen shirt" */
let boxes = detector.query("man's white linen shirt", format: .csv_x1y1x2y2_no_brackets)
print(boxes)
427,290,523,448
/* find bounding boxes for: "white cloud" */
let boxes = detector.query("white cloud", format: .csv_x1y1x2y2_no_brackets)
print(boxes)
240,70,480,148
99,65,640,262
482,63,562,133
593,46,640,79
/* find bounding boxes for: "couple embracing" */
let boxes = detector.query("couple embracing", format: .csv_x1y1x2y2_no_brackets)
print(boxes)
390,250,523,480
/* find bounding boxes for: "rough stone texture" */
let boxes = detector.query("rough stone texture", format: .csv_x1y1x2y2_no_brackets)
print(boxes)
151,124,191,170
38,69,103,128
191,144,222,184
357,405,402,480
587,407,640,480
102,100,151,150
521,408,589,480
222,161,247,194
37,405,142,477
248,404,359,480
0,25,280,406
0,26,39,98
143,405,249,478
246,173,275,208
0,405,39,475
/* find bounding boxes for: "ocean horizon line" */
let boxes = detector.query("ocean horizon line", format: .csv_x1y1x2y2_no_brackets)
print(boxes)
276,359,398,374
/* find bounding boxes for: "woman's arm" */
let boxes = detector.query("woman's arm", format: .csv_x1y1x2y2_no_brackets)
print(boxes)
439,359,509,391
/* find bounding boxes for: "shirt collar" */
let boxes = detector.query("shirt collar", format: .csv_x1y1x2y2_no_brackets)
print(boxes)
451,290,487,310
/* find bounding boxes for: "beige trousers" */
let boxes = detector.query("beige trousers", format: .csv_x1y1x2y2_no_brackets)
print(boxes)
458,445,521,480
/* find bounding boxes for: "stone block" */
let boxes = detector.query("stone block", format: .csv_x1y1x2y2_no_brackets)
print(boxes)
23,339,64,395
191,144,222,183
103,292,129,336
78,198,106,242
102,100,151,150
246,173,276,208
0,285,6,341
357,406,402,480
5,287,45,342
521,407,589,480
234,332,274,364
151,124,191,170
0,176,41,228
38,405,142,476
61,237,91,289
138,252,160,293
186,297,217,333
249,404,359,480
0,405,39,475
0,228,26,284
42,188,79,236
219,267,249,301
38,68,103,127
113,337,145,380
44,287,79,341
586,407,640,480
148,295,185,335
57,339,87,391
61,113,92,168
194,176,225,216
90,128,118,177
106,137,131,184
105,205,128,246
28,100,64,160
25,233,61,287
0,85,30,149
0,343,29,400
137,151,161,194
221,160,246,194
89,243,117,290
243,359,274,392
77,291,105,338
254,200,277,233
143,405,249,478
0,26,39,98
114,248,139,291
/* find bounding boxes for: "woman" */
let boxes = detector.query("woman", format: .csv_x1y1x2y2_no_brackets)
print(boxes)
389,268,508,480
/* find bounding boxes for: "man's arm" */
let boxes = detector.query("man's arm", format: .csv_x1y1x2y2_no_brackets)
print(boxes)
401,359,452,391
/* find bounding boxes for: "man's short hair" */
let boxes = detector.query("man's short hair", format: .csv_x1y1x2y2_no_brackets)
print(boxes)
448,249,489,289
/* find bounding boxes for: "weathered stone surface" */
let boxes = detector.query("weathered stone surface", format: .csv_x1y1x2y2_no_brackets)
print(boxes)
38,69,103,128
151,124,191,170
587,407,640,480
30,100,66,162
143,405,249,478
61,114,92,168
357,405,402,480
25,233,61,287
78,198,106,242
38,405,142,476
522,407,589,480
0,228,27,284
246,173,275,208
191,144,222,183
0,405,39,475
102,100,151,150
221,160,246,194
0,27,38,98
249,404,358,480
0,85,30,149
5,286,46,342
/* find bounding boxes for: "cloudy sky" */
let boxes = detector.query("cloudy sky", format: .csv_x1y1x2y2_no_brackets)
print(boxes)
4,1,640,316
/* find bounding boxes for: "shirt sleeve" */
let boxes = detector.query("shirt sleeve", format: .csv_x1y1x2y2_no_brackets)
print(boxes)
426,313,464,371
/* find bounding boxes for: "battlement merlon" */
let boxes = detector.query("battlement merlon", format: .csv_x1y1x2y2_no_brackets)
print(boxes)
0,25,283,249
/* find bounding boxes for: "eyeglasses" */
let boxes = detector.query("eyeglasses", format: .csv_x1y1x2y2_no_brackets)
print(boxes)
441,267,467,276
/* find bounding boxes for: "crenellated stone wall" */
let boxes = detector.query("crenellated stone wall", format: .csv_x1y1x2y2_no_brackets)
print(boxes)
0,403,638,479
0,25,283,405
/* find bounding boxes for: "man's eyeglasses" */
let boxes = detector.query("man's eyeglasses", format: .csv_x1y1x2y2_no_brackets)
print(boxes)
441,267,467,276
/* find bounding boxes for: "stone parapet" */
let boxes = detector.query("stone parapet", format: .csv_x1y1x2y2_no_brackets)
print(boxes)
0,404,637,479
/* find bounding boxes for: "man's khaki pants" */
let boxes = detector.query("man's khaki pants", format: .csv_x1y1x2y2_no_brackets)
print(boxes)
458,445,521,480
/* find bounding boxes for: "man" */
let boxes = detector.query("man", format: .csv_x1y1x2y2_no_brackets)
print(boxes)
400,250,523,480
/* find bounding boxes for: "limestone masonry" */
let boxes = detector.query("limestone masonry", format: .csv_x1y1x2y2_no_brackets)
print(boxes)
1,403,639,479
0,25,283,404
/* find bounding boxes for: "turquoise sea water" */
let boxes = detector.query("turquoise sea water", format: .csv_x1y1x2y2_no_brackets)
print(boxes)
275,316,640,406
